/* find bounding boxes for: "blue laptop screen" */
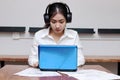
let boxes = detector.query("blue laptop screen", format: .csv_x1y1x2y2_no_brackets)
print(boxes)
38,45,77,71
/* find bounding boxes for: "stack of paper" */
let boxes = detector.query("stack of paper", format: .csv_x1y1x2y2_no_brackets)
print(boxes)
14,68,120,80
14,68,61,77
60,69,120,80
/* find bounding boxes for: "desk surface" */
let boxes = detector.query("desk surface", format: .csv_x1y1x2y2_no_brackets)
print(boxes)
0,65,111,80
0,55,28,61
0,55,120,62
86,56,120,62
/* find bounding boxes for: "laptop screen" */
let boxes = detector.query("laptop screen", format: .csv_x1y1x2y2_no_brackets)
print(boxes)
38,45,77,71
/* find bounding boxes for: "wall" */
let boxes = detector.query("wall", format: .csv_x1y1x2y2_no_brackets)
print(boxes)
0,0,120,74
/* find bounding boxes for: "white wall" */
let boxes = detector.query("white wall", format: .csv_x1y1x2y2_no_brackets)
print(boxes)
0,0,120,74
0,0,120,28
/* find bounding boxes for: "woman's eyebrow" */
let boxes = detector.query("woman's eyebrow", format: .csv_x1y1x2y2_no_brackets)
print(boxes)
51,19,65,21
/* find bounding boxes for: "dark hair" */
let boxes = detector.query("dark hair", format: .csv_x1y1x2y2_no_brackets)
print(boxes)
44,2,72,28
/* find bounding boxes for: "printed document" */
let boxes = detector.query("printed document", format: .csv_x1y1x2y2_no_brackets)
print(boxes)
60,69,120,80
14,68,61,77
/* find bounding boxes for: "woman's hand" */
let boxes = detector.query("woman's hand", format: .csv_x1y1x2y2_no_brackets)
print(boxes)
33,62,38,68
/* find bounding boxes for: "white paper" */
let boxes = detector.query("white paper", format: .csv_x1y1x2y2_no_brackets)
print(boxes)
14,68,61,77
60,69,120,80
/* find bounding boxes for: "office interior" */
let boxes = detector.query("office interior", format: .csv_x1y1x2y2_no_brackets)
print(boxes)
0,0,120,74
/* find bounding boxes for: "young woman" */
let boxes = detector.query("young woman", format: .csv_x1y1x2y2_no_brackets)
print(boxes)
28,2,85,67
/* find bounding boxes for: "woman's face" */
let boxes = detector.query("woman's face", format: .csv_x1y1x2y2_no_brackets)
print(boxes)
50,13,66,34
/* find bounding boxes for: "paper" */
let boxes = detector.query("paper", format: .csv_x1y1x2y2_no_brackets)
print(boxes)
14,68,61,77
60,69,120,80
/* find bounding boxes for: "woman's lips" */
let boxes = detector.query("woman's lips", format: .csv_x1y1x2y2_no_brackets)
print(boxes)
55,29,61,32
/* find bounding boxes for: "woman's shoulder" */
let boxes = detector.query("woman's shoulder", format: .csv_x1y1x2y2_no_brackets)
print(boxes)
34,28,48,37
66,28,79,38
67,28,78,34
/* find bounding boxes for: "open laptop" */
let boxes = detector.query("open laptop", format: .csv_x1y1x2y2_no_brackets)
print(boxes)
38,45,77,71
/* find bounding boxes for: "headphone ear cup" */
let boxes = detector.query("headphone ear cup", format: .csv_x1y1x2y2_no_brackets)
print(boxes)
44,13,50,23
67,12,72,23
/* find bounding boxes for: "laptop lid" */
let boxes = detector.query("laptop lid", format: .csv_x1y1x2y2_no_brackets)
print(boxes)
38,45,77,71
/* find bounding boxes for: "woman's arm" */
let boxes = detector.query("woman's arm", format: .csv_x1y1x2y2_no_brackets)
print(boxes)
28,37,39,67
75,33,85,66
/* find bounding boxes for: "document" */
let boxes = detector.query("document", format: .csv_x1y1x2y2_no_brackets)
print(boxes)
14,68,61,77
60,69,120,80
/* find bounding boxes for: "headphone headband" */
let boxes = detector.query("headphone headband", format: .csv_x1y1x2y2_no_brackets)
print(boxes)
44,2,72,23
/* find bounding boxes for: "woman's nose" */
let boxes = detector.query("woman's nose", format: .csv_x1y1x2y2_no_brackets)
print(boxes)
55,22,60,28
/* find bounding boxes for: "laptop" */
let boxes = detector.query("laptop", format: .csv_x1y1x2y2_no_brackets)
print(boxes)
38,45,77,71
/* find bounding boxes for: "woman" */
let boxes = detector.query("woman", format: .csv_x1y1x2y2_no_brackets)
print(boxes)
28,2,85,67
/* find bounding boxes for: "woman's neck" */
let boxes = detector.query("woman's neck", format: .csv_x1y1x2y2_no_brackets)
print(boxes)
49,29,64,43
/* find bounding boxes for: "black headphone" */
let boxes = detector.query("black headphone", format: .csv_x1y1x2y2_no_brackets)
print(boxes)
44,2,72,24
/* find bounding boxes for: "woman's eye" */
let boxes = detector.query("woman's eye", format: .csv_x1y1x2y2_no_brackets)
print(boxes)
59,21,64,24
51,20,56,24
